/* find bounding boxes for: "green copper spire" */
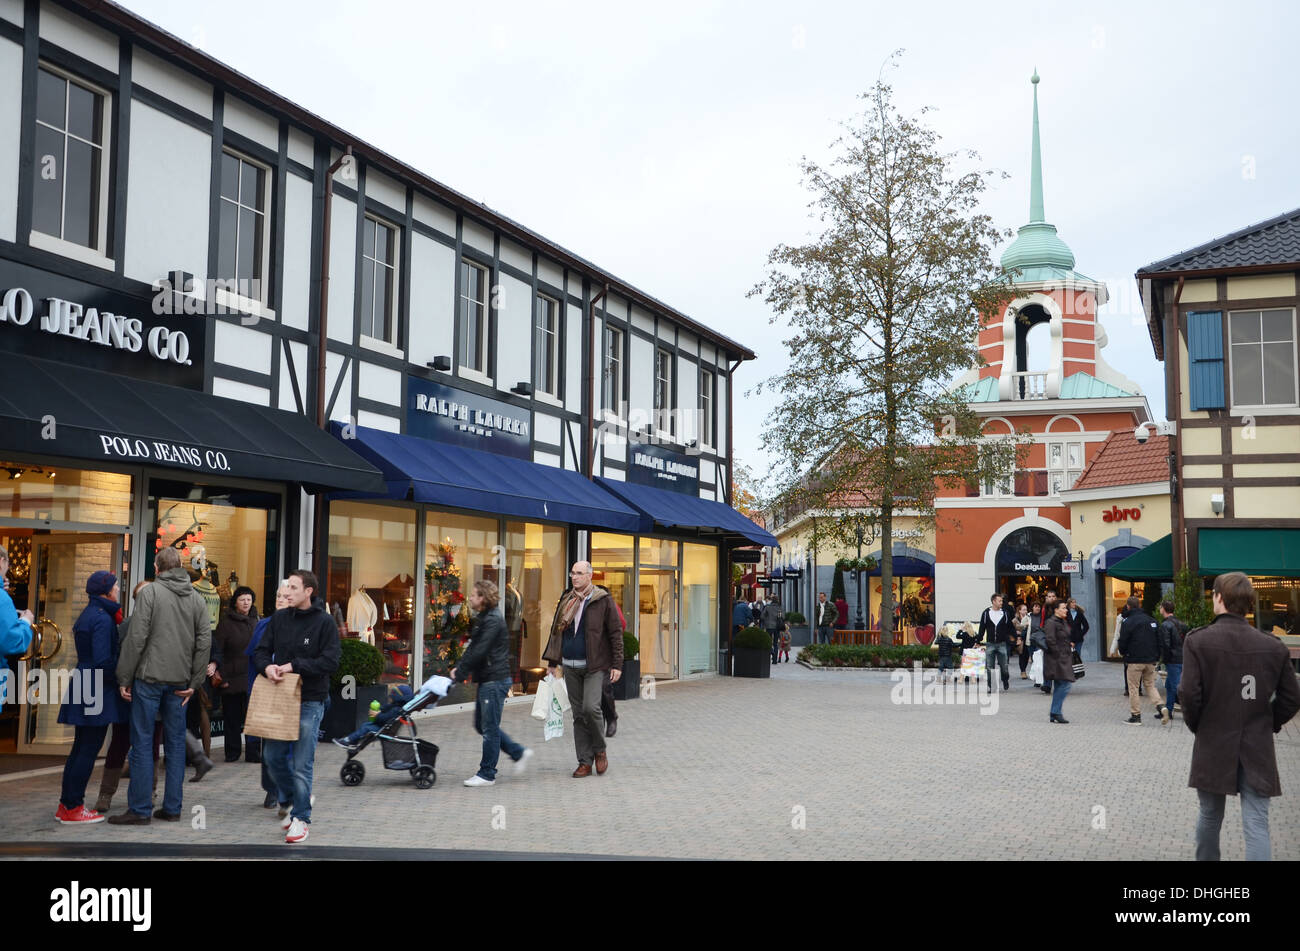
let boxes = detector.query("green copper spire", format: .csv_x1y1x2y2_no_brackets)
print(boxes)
1029,68,1043,223
1001,69,1076,276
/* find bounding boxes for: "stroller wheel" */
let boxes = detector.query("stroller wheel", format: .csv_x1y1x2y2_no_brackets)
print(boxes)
412,765,435,789
341,760,365,787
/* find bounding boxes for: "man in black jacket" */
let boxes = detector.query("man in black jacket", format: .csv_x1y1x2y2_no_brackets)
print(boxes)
1157,600,1187,720
452,580,530,787
1067,598,1089,653
977,594,1016,692
252,569,339,844
1117,596,1167,725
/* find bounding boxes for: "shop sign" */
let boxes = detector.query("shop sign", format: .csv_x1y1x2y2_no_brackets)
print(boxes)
627,441,699,496
0,259,206,388
406,377,531,460
995,527,1071,575
96,434,232,472
1101,505,1141,523
1061,560,1080,574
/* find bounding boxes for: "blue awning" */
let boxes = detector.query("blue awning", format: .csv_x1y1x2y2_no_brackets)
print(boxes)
331,424,645,532
595,477,778,546
865,556,934,578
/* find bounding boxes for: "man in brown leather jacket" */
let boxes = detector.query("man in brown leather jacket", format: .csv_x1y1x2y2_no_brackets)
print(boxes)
544,561,624,777
1181,572,1300,860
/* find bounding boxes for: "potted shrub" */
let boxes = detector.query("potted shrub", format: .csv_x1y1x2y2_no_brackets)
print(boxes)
732,626,772,678
614,631,640,701
323,638,387,740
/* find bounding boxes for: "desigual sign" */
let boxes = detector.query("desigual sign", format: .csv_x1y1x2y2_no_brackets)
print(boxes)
0,260,206,388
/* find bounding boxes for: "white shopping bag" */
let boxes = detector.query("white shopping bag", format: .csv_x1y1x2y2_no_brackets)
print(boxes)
530,677,554,720
959,647,986,679
550,673,571,712
1028,649,1044,686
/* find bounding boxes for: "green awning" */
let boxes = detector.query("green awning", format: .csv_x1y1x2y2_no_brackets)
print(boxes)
1108,534,1173,581
1198,528,1300,578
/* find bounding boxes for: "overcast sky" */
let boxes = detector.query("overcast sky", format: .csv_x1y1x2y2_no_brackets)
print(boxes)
124,0,1300,474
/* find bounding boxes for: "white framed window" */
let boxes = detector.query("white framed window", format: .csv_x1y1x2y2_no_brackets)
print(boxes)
602,326,624,413
216,149,270,305
654,347,673,434
360,216,399,345
1229,309,1298,409
459,259,489,373
698,368,714,447
1045,440,1082,495
533,293,558,396
31,64,111,258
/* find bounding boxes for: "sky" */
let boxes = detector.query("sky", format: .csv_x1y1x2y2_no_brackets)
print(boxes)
122,0,1300,475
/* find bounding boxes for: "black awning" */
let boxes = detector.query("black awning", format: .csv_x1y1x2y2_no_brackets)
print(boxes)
0,355,384,493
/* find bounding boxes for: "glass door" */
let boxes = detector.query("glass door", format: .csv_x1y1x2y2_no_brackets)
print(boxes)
638,538,680,680
17,534,124,754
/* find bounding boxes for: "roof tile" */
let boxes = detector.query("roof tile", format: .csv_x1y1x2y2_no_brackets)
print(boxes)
1071,429,1170,491
1137,207,1300,274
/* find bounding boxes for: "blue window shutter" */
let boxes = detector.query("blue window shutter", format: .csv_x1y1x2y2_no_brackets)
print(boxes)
1186,311,1225,410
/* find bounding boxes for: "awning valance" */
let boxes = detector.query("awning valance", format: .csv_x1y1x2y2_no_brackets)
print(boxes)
332,424,644,532
595,477,777,546
1198,528,1300,578
0,355,384,493
1107,535,1173,581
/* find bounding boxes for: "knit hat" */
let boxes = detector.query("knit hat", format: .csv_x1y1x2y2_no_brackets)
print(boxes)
86,570,118,597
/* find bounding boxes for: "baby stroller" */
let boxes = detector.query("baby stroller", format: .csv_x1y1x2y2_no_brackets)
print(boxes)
339,687,441,789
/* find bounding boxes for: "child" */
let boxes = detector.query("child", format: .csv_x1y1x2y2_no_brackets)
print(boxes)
778,624,791,663
332,674,450,751
936,624,955,683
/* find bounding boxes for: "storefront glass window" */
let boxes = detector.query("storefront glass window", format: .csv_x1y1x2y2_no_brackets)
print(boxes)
868,577,935,637
327,502,417,687
591,532,637,636
424,511,498,695
639,537,680,679
504,521,565,694
1103,577,1148,659
1250,577,1299,635
0,462,132,526
681,543,717,674
147,479,281,617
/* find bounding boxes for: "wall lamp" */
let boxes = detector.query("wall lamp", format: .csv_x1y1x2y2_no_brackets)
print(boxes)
511,382,533,396
427,356,451,372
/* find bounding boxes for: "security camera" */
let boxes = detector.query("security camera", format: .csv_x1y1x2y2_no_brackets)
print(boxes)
1134,424,1150,444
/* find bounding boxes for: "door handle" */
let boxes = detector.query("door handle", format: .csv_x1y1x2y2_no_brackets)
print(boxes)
35,618,62,662
19,626,41,661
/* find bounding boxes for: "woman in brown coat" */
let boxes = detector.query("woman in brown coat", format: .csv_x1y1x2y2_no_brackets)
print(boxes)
1043,600,1076,724
211,586,258,762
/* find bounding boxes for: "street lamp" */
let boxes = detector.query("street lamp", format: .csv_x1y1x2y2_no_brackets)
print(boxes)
852,514,881,631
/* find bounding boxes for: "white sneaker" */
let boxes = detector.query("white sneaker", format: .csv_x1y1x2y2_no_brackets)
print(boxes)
463,775,495,787
513,749,534,776
280,813,294,830
310,794,315,807
285,818,308,843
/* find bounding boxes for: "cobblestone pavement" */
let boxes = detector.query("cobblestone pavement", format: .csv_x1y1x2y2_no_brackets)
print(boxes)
1,660,1296,860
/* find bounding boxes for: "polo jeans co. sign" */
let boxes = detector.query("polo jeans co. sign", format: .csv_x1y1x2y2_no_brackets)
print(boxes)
0,260,206,388
95,434,231,472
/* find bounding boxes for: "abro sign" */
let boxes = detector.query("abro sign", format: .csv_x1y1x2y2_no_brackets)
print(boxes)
1101,505,1141,523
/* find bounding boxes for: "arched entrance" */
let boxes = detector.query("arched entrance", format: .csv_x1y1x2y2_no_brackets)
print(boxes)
995,526,1071,606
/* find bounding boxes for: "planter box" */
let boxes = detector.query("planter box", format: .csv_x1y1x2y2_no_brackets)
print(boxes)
321,684,388,740
788,625,812,647
733,647,771,679
613,658,640,700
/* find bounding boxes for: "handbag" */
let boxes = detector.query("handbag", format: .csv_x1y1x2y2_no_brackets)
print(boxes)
1071,650,1086,680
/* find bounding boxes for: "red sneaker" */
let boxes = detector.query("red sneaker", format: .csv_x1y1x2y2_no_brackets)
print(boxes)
53,803,69,822
57,804,105,824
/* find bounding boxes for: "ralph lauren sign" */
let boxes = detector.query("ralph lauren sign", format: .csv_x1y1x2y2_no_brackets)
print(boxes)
406,377,531,460
627,441,699,496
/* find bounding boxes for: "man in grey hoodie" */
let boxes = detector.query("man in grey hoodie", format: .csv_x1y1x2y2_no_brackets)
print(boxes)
109,546,210,824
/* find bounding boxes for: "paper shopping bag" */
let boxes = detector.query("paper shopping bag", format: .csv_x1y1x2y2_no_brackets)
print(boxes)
549,673,571,712
245,673,302,741
531,676,554,720
544,688,565,741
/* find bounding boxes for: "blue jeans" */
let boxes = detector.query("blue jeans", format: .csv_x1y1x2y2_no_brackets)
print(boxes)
816,625,832,645
127,680,188,817
264,700,325,823
60,724,109,809
473,679,524,781
1196,763,1271,861
985,642,1009,689
1164,663,1182,712
1049,679,1072,716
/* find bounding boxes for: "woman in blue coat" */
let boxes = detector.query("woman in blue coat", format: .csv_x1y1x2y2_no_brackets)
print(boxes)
55,570,130,823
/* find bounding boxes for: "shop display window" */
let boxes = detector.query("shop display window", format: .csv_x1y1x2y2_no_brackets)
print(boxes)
147,480,280,618
1104,577,1147,659
591,533,637,655
682,543,718,674
1248,577,1299,636
424,511,498,696
0,462,132,527
504,521,566,694
868,576,935,638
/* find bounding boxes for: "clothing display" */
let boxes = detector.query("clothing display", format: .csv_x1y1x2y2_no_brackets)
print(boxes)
193,578,221,632
347,588,378,645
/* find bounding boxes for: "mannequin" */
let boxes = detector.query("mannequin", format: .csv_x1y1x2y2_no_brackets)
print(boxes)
347,586,378,645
